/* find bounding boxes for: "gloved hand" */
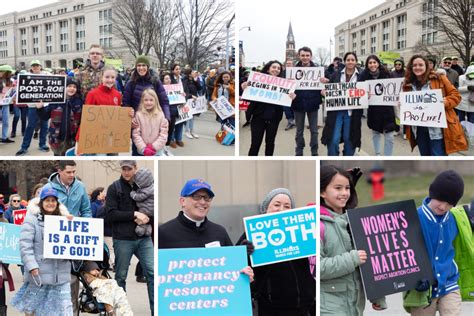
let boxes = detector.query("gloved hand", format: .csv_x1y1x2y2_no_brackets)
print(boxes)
240,239,255,255
143,144,156,156
415,279,430,292
349,167,363,186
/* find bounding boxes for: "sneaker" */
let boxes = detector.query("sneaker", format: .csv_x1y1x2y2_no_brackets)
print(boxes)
163,146,174,156
185,131,194,139
1,138,14,143
191,132,199,139
33,131,39,139
242,121,250,127
15,149,27,156
284,122,295,131
39,145,50,152
176,141,184,147
169,141,177,148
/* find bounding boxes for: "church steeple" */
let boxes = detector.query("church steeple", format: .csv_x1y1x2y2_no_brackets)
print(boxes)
287,22,294,42
285,21,296,63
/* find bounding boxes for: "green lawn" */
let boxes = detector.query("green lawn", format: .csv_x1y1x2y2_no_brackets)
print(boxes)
355,173,474,208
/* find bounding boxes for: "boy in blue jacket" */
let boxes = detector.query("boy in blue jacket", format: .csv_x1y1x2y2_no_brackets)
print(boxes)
414,170,463,315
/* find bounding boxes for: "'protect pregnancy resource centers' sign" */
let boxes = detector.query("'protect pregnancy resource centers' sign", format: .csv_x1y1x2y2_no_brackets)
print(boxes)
347,200,434,300
400,89,447,128
158,246,252,316
43,216,104,261
244,206,317,267
242,71,296,107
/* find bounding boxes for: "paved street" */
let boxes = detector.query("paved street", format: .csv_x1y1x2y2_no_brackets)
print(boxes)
239,109,473,156
0,109,234,156
5,256,152,315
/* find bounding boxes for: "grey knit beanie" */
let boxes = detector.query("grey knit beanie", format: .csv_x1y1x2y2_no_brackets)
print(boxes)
260,188,295,214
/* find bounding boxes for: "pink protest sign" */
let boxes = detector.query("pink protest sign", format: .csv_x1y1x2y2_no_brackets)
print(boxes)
242,71,296,107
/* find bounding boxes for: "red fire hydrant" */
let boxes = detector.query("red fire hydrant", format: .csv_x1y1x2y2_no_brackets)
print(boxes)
367,166,385,201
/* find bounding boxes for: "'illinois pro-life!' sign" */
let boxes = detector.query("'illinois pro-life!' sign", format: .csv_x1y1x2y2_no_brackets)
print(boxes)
210,96,234,120
158,246,252,316
324,82,369,111
43,216,104,261
242,71,296,107
16,74,66,105
0,222,21,265
368,78,404,106
243,206,317,267
286,67,325,90
400,89,447,128
164,83,186,105
347,200,434,300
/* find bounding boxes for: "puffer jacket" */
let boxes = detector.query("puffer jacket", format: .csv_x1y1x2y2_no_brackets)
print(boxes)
132,110,168,153
47,173,91,218
291,60,323,113
403,72,467,154
21,197,71,285
320,206,386,315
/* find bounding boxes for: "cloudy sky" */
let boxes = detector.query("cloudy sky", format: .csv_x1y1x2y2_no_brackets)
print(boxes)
2,0,58,14
238,0,385,66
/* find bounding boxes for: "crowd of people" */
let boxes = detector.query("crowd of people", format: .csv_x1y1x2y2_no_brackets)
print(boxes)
0,160,154,315
240,48,474,156
0,44,236,156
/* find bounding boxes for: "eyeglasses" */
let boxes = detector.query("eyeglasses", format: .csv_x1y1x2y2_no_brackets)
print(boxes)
90,52,102,56
190,194,212,202
443,62,452,65
12,200,20,203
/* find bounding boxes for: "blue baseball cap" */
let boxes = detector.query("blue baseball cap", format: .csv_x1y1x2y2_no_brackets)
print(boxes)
180,178,215,198
40,186,59,201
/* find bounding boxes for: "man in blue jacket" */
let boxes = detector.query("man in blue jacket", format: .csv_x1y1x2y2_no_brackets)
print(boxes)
291,47,328,156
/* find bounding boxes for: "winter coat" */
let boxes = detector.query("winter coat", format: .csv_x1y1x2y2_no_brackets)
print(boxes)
359,69,398,133
47,174,91,218
390,58,405,79
90,199,104,218
451,64,465,77
85,84,122,106
37,96,83,149
403,72,467,154
320,206,386,315
291,61,323,113
182,76,202,100
132,110,168,153
456,74,474,113
75,60,104,99
321,69,363,149
123,74,170,120
130,168,154,217
21,198,71,285
212,82,236,107
4,206,26,224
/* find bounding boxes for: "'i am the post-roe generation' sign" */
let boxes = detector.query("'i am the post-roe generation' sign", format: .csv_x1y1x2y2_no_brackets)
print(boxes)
158,246,252,316
242,71,296,107
347,200,434,300
43,216,104,261
243,206,317,267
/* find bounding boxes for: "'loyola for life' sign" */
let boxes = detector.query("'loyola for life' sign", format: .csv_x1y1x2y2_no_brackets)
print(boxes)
347,200,434,300
158,246,252,316
243,206,317,267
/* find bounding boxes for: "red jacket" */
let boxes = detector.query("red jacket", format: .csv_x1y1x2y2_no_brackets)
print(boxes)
85,84,122,106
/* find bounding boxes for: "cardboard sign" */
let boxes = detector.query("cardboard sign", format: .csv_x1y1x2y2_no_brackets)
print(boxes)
16,73,66,105
347,200,434,300
175,102,193,125
158,246,252,315
286,67,325,90
189,96,208,114
400,90,447,128
324,82,369,111
368,78,404,106
164,83,186,105
242,71,296,107
43,216,104,261
210,96,234,120
0,222,21,264
243,206,317,267
78,105,132,154
13,209,27,225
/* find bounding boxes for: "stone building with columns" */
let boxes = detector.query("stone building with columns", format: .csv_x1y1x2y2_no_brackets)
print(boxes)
0,0,158,71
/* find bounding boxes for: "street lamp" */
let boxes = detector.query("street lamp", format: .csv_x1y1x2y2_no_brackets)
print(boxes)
225,14,235,70
240,26,251,32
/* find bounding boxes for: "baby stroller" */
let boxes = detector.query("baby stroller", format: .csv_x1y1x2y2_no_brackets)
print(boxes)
72,244,112,316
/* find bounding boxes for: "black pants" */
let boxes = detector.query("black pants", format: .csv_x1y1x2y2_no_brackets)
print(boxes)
248,116,280,156
166,106,179,145
258,305,315,316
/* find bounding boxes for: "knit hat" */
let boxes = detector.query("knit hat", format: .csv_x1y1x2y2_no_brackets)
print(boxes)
260,188,295,214
429,170,464,206
135,55,150,67
66,77,81,91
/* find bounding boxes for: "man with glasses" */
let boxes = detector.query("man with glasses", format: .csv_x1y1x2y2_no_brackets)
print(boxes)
3,194,25,224
106,160,154,314
75,44,105,99
158,178,233,248
441,56,459,88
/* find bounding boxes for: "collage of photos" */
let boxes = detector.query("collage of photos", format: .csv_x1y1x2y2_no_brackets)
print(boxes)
0,0,474,315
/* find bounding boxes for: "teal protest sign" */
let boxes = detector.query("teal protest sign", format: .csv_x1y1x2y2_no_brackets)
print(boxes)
0,222,22,264
243,206,317,267
158,246,252,315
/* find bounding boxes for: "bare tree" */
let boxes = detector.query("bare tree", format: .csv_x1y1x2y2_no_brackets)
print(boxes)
151,0,180,69
412,40,451,65
174,0,234,70
112,0,159,58
314,47,331,66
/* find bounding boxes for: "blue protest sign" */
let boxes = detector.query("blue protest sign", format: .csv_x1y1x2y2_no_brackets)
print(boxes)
243,206,317,267
0,222,22,264
158,246,252,316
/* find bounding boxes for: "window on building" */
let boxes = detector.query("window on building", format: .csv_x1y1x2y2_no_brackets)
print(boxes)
59,20,68,52
75,17,86,51
99,9,113,48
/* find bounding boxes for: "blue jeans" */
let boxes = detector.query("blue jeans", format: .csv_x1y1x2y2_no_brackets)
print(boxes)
114,237,154,314
185,117,194,132
171,122,184,142
415,126,446,156
284,107,294,121
21,107,48,150
327,111,355,156
1,104,9,139
372,130,395,156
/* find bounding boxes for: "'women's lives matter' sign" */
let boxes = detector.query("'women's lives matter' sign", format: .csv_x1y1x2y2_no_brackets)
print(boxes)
347,200,434,300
